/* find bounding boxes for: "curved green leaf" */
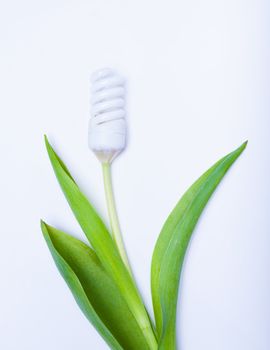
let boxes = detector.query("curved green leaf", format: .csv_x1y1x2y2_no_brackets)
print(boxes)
44,136,157,349
151,141,247,349
41,221,151,350
41,221,123,350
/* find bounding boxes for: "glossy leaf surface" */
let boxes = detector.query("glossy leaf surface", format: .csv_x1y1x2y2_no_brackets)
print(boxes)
151,142,247,349
41,221,123,350
42,222,150,350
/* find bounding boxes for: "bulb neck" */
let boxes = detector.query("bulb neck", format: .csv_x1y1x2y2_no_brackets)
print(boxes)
94,149,122,164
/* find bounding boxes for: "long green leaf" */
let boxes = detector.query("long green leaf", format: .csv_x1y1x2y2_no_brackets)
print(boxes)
41,221,123,350
44,136,157,349
151,141,247,349
41,221,150,350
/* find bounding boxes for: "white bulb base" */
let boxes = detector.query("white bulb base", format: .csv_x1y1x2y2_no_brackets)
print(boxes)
88,68,127,163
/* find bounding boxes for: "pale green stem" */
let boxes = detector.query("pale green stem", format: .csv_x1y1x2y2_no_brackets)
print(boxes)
102,162,157,350
102,162,133,275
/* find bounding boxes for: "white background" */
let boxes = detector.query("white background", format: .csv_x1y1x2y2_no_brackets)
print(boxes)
0,0,269,349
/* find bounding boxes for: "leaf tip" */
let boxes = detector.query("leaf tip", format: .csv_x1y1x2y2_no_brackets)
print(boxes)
237,140,248,155
40,219,48,232
40,220,53,237
233,140,248,157
44,134,51,151
243,140,248,148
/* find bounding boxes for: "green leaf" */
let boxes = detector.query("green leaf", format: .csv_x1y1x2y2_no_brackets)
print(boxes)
41,221,122,350
41,221,150,350
151,141,247,349
44,136,157,349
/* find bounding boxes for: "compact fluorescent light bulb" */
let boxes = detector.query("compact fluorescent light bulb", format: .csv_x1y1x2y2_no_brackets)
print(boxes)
88,68,127,163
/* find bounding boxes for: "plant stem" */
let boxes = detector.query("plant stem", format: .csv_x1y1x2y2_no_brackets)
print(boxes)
102,162,132,275
102,161,157,349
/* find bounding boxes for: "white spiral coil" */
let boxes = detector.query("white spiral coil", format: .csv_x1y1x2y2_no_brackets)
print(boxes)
88,68,127,162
